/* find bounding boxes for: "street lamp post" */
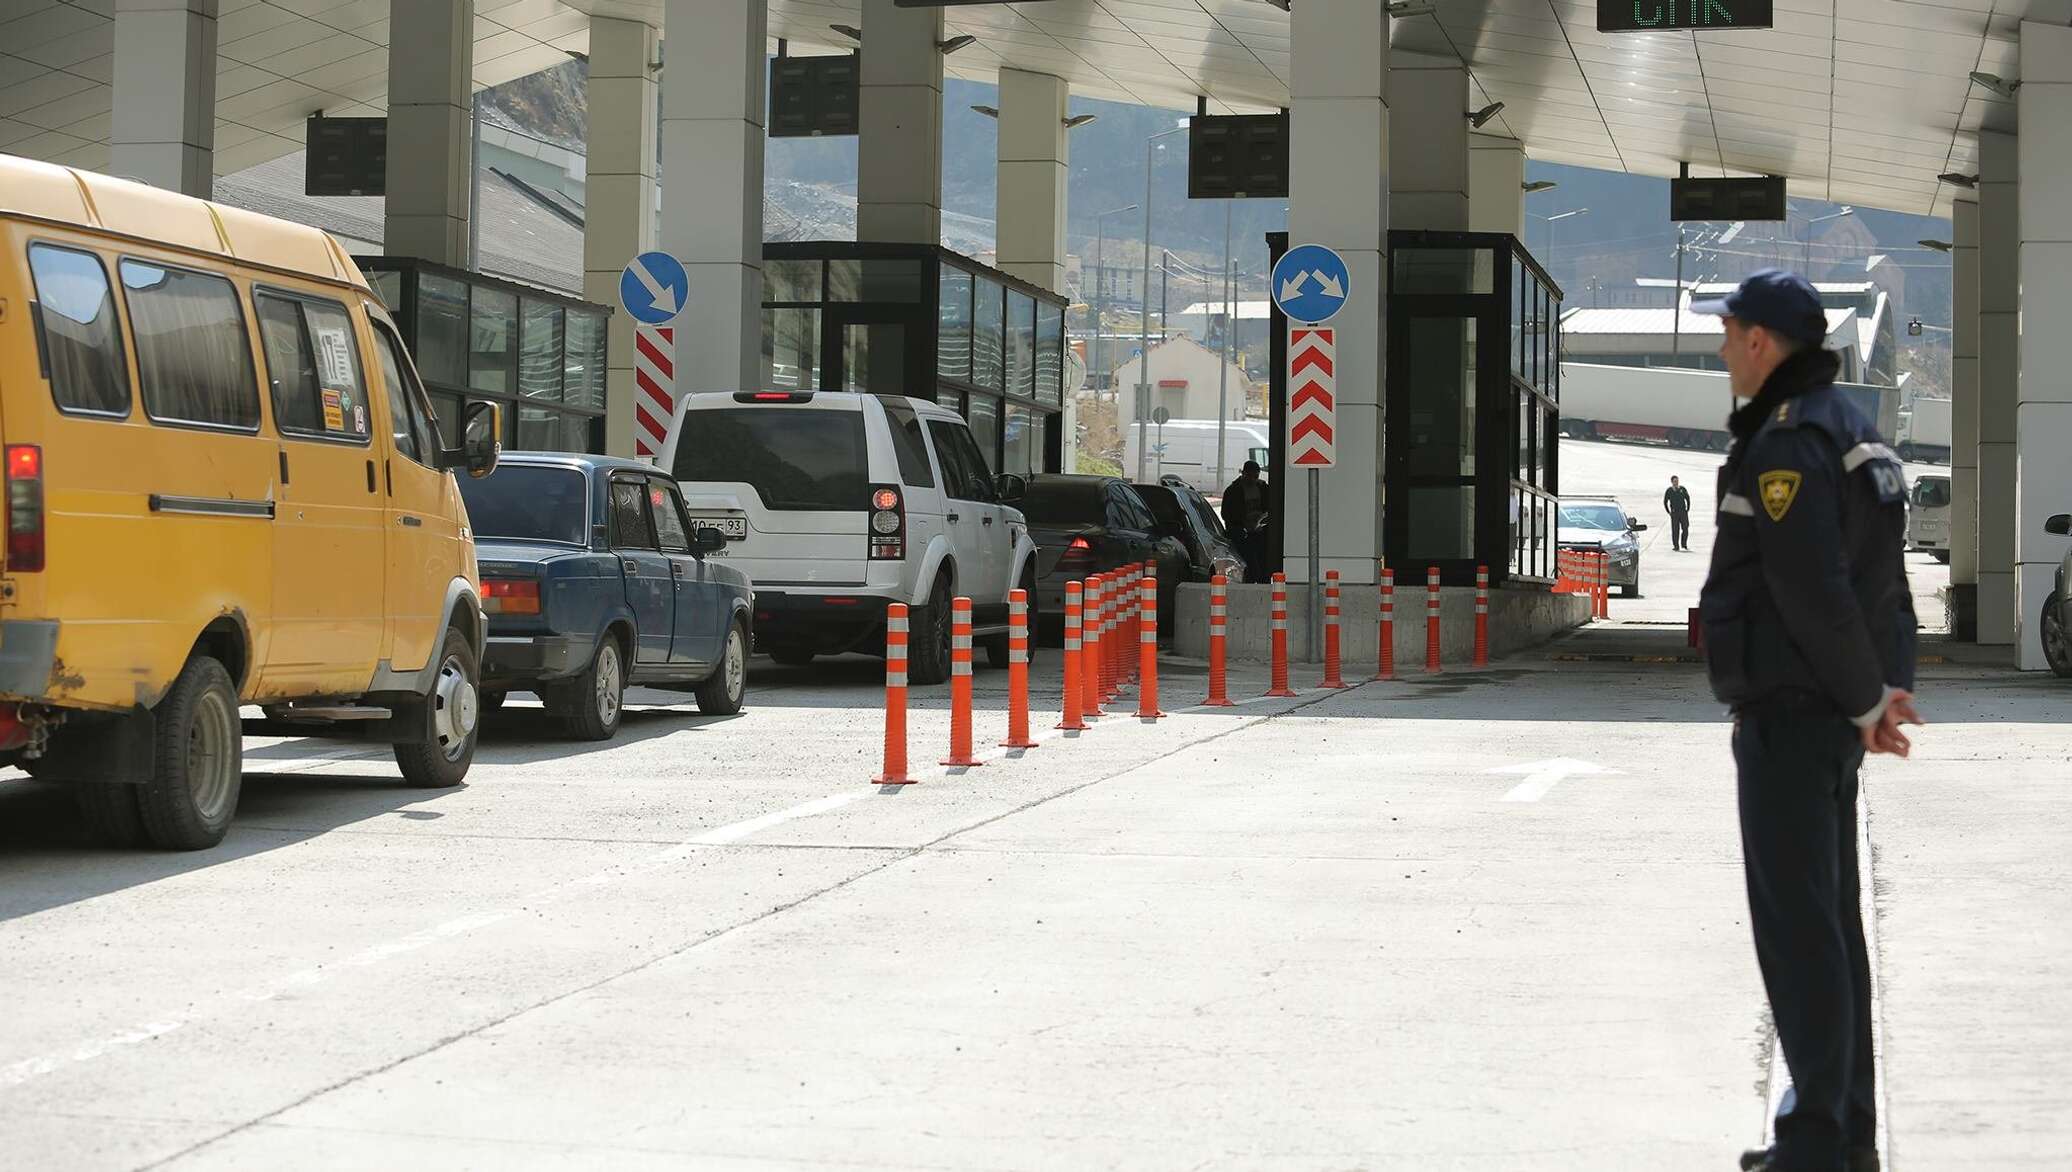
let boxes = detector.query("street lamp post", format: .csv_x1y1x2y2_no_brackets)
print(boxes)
1092,203,1137,401
1799,206,1854,277
1139,124,1188,482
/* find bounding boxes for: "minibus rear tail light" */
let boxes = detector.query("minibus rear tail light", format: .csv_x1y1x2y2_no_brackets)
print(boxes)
5,445,44,573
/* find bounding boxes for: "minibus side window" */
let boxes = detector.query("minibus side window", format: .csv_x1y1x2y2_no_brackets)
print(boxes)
371,325,442,468
26,244,130,416
119,260,260,431
254,292,370,442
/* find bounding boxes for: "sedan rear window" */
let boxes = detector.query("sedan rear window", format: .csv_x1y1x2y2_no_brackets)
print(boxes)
1017,480,1105,525
458,465,590,546
673,407,868,511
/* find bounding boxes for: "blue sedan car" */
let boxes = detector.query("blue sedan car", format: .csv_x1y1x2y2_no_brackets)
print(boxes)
458,454,754,740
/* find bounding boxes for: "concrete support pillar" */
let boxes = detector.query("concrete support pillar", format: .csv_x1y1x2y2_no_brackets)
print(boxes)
660,0,765,394
1948,198,1980,623
995,68,1069,293
1976,130,2019,645
1285,0,1388,586
1387,53,1467,231
1468,134,1526,238
382,0,473,266
109,0,218,197
583,18,660,458
2015,21,2072,669
857,0,944,245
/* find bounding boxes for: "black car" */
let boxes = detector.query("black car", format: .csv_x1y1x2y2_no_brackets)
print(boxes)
1013,474,1190,637
1135,480,1247,585
459,455,754,740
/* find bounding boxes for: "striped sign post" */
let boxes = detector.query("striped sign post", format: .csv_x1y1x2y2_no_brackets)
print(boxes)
633,325,675,460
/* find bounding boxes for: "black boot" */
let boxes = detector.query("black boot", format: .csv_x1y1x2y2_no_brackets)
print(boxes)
1739,1144,1879,1172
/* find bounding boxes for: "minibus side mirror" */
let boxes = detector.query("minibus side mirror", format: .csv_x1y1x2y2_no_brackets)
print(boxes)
450,400,501,479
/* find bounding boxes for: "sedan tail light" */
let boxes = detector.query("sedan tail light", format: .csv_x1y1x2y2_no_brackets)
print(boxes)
1056,535,1093,566
480,577,541,615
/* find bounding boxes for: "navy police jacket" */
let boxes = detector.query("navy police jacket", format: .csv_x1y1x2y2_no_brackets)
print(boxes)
1698,348,1917,717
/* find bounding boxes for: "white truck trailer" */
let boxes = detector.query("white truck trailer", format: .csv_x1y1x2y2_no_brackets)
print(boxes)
1559,361,1901,452
1899,396,1952,463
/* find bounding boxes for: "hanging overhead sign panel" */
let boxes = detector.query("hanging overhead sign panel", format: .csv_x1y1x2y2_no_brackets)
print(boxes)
1598,0,1772,32
1671,176,1787,222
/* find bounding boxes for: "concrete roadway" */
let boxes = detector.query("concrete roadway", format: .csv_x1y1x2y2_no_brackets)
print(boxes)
4,624,2066,1167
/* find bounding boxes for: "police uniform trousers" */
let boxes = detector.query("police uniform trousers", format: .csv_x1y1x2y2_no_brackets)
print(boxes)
1732,693,1878,1170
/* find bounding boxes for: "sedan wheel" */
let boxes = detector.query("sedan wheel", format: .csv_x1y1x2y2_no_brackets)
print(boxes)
697,623,749,715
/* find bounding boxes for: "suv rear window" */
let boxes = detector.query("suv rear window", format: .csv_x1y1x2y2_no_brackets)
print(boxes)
458,465,589,546
673,407,868,511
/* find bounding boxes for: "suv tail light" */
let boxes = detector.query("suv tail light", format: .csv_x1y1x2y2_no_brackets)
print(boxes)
5,445,44,573
868,484,905,561
480,577,541,615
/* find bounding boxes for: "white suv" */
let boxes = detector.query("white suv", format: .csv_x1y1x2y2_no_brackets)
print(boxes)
661,391,1039,684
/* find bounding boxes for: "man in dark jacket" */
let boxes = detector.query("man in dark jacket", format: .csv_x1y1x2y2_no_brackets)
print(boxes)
1694,271,1920,1172
1665,475,1694,550
1221,461,1269,582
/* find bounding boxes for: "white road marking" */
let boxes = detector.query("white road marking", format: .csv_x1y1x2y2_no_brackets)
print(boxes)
1489,757,1614,802
0,791,863,1092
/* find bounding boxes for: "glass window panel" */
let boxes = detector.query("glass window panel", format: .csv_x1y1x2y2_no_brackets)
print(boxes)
416,273,468,386
765,258,822,303
763,307,820,390
841,322,906,397
118,260,259,429
1035,302,1064,406
1403,316,1476,478
372,327,435,465
965,392,1000,474
1509,488,1525,577
609,479,655,548
519,299,564,401
29,244,129,416
434,391,461,443
1003,402,1036,476
369,269,403,313
1406,485,1475,561
469,285,516,394
564,309,606,410
1007,290,1035,400
1510,256,1526,379
829,258,923,302
879,396,937,488
256,294,370,442
1394,248,1494,295
972,278,1005,392
938,267,972,383
650,480,692,552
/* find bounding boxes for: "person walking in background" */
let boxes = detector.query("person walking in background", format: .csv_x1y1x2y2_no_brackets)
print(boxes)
1665,475,1694,550
1221,460,1269,583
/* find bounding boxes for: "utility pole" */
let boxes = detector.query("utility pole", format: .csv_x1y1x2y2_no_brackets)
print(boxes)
1215,199,1233,489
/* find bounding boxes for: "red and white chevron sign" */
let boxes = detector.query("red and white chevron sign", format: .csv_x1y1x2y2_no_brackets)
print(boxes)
1288,326,1336,468
633,325,675,460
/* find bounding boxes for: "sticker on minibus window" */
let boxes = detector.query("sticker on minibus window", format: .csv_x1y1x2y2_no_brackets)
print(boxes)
316,326,355,389
321,387,345,431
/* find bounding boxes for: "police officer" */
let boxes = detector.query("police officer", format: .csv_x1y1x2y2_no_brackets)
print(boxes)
1221,460,1269,583
1692,270,1920,1172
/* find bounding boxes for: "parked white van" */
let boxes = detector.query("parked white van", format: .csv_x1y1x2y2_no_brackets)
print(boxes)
661,390,1038,683
1908,473,1952,563
1122,418,1270,495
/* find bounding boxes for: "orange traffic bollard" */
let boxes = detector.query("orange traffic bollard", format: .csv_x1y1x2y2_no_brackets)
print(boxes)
1425,566,1443,674
875,604,912,785
1473,564,1490,667
941,596,982,768
1266,572,1297,697
1204,574,1235,706
1098,571,1120,703
1083,574,1107,718
1320,570,1347,688
1001,588,1038,749
1137,566,1165,719
1376,566,1396,681
1058,581,1089,731
1121,564,1139,685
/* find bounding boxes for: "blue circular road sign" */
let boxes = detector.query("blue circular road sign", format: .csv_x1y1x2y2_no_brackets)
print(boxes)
1271,244,1352,325
619,251,689,326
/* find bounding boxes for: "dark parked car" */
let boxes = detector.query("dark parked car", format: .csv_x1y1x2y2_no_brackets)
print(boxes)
458,454,754,740
1013,474,1189,637
2045,512,2072,678
1136,479,1247,584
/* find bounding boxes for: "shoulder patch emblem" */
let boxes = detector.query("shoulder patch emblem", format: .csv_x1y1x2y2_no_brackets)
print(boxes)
1758,469,1802,521
1774,402,1791,422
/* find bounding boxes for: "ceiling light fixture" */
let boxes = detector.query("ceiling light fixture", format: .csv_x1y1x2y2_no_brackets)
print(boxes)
1387,2,1436,15
1969,71,2020,97
1263,0,1291,11
970,105,999,119
830,23,862,42
1918,239,1954,252
1064,114,1099,129
938,35,977,54
1523,180,1558,193
1468,101,1505,129
1937,172,1979,188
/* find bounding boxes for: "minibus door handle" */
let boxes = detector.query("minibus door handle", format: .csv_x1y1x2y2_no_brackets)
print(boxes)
364,460,376,494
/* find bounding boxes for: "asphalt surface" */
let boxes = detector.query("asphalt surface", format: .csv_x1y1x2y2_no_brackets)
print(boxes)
6,442,2052,1172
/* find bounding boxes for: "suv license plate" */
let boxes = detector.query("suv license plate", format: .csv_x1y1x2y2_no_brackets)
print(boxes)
694,517,747,540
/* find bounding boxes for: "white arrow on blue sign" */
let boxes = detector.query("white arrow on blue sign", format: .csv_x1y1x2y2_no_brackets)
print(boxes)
619,251,689,326
1271,243,1351,325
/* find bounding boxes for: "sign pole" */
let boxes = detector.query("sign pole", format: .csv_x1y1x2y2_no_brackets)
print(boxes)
1308,468,1321,662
